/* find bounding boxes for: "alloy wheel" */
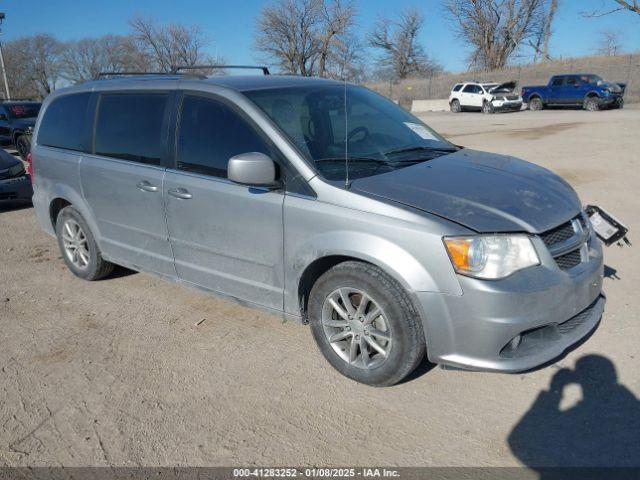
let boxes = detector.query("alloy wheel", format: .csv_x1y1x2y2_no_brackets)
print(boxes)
61,219,90,269
321,287,392,369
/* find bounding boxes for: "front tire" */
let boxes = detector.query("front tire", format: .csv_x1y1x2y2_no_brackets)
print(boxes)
15,135,31,161
55,206,113,280
308,261,426,386
528,97,543,111
584,96,600,112
450,99,461,113
482,101,495,114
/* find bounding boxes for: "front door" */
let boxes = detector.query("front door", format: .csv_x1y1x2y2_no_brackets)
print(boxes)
164,93,285,311
80,91,175,276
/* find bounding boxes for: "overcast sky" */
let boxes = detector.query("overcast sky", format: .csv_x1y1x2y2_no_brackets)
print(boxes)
2,0,639,72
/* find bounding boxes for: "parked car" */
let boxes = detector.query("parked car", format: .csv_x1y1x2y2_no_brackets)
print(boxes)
0,148,32,202
449,81,523,113
521,74,625,111
0,101,41,160
30,72,604,386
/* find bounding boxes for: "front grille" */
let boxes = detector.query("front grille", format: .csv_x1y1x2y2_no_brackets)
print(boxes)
540,220,575,247
540,214,588,271
555,248,582,271
557,299,599,334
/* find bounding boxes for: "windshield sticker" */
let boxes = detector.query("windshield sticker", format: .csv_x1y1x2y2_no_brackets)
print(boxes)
403,122,438,141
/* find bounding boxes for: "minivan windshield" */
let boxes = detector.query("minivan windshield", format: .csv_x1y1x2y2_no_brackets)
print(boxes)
245,84,458,181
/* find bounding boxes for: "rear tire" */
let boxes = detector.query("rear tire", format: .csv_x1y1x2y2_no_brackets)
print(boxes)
15,135,31,161
55,206,113,281
450,99,461,113
308,261,426,386
528,97,543,111
584,96,600,112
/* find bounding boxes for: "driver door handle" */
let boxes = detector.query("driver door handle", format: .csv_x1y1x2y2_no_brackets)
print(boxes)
168,187,193,200
136,180,159,192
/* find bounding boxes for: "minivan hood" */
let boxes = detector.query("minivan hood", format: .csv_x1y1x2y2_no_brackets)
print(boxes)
350,149,581,233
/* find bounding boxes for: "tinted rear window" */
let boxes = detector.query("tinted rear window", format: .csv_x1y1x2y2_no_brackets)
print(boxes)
95,93,168,165
37,93,91,152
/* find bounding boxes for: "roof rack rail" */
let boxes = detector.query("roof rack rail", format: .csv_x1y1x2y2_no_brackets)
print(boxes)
173,65,270,75
97,71,206,79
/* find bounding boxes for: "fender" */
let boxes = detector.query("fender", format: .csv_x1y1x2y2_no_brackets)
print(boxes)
44,182,104,248
284,230,463,315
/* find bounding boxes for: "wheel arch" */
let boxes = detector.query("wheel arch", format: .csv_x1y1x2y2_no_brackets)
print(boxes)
290,232,450,322
46,186,103,248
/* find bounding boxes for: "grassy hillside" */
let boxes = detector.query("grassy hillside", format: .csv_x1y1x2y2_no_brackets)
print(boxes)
366,53,640,107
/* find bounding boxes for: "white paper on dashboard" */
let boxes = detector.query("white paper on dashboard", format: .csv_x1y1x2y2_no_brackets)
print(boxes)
403,122,438,141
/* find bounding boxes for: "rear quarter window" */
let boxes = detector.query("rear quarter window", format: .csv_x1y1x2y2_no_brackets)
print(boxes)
37,93,92,152
452,84,463,92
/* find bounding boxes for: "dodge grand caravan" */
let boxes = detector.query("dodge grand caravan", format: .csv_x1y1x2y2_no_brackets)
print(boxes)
30,72,605,386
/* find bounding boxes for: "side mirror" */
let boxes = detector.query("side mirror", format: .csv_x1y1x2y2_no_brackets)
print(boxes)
228,152,277,187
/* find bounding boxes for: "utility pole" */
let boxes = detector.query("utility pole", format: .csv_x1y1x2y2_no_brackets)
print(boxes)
0,12,10,100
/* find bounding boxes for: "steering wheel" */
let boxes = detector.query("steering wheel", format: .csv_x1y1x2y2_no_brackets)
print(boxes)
347,126,369,143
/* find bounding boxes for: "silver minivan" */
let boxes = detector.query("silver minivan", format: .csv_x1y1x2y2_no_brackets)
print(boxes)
30,72,605,386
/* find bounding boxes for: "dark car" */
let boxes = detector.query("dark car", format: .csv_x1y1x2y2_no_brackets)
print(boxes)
0,148,32,202
0,101,42,160
521,74,625,111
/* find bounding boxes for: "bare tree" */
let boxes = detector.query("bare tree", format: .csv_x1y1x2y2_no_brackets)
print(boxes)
531,0,558,62
255,0,321,75
254,0,356,77
130,16,215,72
445,0,545,71
583,0,640,16
316,0,356,77
594,30,623,55
3,34,63,99
60,35,151,82
368,8,439,79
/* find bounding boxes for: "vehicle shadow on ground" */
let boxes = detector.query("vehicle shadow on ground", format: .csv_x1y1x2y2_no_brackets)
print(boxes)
508,354,640,478
103,265,137,280
0,199,32,213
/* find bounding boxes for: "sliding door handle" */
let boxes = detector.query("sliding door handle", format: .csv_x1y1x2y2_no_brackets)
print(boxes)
136,181,159,192
168,188,193,200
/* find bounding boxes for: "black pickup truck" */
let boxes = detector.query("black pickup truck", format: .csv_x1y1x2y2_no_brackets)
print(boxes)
0,101,41,160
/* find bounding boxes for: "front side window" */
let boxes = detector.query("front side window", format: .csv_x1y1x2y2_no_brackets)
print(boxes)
95,93,168,165
37,93,91,152
246,84,457,181
177,95,270,178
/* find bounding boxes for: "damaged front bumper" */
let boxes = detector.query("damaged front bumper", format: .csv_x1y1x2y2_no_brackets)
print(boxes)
415,229,604,372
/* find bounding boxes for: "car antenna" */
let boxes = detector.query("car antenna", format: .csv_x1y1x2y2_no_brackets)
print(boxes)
344,74,350,189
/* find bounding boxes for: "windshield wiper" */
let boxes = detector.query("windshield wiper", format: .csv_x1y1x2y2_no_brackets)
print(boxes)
315,156,386,163
384,145,460,157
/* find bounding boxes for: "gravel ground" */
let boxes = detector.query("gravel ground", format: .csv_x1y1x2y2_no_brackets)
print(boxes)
1,107,639,469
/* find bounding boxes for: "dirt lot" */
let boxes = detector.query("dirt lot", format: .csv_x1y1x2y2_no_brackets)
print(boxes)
1,107,639,470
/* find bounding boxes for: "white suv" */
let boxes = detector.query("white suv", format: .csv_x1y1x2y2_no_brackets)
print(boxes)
449,81,523,113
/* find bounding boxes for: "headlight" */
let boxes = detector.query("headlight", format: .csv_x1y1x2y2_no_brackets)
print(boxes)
443,234,540,279
8,163,25,177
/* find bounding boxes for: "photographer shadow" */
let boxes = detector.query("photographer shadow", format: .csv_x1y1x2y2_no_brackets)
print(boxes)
508,355,640,478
